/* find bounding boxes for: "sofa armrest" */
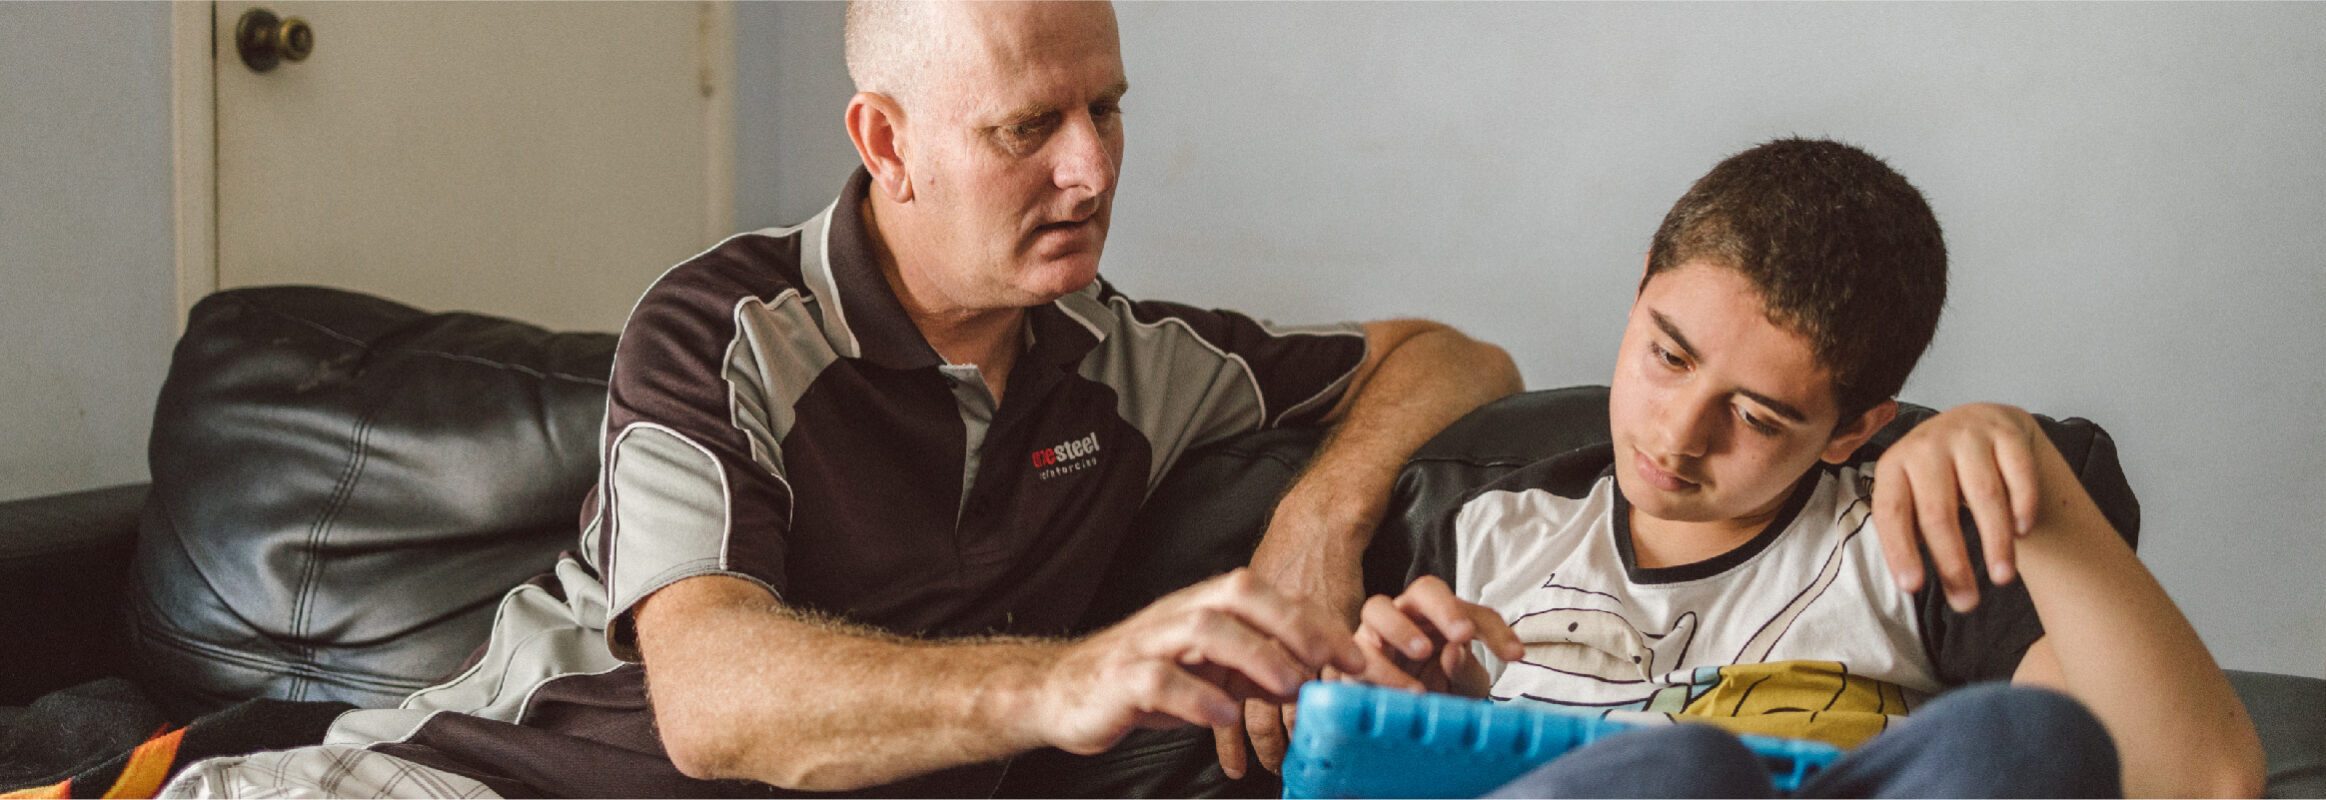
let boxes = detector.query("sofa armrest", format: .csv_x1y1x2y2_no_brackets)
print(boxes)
0,483,146,705
2228,669,2326,798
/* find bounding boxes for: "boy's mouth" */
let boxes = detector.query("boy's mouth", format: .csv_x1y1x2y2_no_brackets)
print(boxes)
1633,451,1701,493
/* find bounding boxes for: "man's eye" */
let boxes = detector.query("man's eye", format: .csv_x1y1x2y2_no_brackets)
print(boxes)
1738,408,1779,436
1092,101,1122,120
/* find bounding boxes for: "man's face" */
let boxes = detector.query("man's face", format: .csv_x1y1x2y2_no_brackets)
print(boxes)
1608,261,1855,525
904,2,1126,308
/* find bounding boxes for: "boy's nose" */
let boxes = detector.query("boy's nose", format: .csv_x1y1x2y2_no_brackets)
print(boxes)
1652,397,1718,459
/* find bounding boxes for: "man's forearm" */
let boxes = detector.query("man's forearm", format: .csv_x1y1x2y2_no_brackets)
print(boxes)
1274,326,1522,543
2014,446,2265,798
640,578,1056,792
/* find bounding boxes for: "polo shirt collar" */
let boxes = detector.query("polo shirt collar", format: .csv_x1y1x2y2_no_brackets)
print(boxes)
814,168,1103,372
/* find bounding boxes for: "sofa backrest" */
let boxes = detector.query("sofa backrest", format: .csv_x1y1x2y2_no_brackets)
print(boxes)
135,287,615,718
135,287,2140,720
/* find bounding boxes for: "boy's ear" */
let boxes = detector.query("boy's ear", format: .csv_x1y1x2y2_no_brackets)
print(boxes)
1819,399,1899,465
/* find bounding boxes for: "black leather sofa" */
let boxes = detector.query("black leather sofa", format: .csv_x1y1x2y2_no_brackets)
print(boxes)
3,286,2320,797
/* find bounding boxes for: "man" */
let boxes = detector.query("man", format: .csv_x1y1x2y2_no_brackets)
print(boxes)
161,2,1518,797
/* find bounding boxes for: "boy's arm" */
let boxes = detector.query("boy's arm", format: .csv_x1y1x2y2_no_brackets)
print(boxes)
1872,403,2264,798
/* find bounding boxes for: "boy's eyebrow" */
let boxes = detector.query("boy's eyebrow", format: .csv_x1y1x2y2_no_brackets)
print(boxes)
1649,311,1700,361
1651,310,1809,424
1735,388,1809,424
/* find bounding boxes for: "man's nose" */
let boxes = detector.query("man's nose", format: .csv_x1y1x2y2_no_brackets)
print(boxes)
1051,113,1118,203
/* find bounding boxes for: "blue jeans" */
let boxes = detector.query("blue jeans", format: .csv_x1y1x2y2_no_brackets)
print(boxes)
1484,684,2121,798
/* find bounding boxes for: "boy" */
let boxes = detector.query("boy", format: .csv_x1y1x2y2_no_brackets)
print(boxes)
1348,139,2263,797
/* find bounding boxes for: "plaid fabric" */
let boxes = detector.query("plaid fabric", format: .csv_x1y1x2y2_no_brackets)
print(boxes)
158,746,498,799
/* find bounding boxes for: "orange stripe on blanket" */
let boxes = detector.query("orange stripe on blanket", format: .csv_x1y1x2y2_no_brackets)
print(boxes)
100,727,185,800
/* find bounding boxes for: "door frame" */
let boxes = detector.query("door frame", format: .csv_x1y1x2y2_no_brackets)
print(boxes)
167,1,737,331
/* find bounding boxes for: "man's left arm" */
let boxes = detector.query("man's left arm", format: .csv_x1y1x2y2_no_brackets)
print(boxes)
1873,404,2265,798
1220,319,1521,777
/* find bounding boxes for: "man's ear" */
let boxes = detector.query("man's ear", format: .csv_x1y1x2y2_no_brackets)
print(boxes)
1820,399,1899,465
844,92,913,203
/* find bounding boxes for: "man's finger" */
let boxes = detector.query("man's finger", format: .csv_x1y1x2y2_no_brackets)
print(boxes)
1873,458,1926,593
1957,443,2019,586
1996,426,2043,536
1165,607,1309,699
1133,662,1241,731
1212,723,1248,780
1207,571,1367,675
1908,460,1980,612
1244,699,1290,774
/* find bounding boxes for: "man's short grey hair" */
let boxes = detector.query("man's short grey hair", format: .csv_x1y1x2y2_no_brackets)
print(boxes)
843,0,935,102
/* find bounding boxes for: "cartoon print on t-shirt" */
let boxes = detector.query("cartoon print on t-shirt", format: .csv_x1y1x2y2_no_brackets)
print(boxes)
1502,491,1877,712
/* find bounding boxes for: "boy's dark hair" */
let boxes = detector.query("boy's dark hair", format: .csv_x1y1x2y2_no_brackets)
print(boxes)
1644,137,1948,422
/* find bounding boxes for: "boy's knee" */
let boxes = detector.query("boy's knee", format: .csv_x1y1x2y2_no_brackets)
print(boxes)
1910,684,2121,796
1923,684,2109,749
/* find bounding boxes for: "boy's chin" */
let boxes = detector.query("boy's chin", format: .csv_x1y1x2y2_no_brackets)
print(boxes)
1615,475,1728,524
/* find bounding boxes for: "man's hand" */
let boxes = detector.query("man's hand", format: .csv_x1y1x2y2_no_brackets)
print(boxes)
1871,402,2049,613
1214,507,1367,778
1033,568,1366,757
1344,576,1525,695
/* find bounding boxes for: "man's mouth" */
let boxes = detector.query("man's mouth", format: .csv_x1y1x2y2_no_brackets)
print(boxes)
1632,450,1701,492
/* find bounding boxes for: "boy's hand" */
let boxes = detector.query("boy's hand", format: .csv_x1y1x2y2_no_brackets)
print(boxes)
1343,576,1525,694
1871,402,2048,613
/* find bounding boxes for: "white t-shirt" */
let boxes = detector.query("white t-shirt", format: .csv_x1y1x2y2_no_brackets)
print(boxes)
1411,445,2044,746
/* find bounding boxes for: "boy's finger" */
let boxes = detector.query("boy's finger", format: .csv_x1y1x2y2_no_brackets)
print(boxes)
1873,459,1927,593
1393,581,1477,646
1361,595,1434,660
1352,634,1427,691
1464,604,1526,662
1908,460,1980,612
1957,443,2018,586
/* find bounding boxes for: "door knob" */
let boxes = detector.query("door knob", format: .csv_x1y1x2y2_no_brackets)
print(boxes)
236,8,314,73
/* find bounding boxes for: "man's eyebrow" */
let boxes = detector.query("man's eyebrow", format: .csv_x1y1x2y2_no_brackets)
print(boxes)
1649,310,1699,362
1650,309,1808,423
988,82,1132,125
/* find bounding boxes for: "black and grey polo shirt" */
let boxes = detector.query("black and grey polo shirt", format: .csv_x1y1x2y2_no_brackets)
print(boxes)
316,169,1368,797
587,169,1368,651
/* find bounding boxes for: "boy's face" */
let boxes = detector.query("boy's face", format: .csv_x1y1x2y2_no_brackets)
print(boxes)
1609,261,1890,526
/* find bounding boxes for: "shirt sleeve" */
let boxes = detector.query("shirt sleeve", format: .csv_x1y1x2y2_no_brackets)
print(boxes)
590,262,802,661
1913,508,2048,685
1091,280,1368,452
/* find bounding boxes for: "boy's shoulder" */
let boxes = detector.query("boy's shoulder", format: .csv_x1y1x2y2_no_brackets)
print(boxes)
1464,443,1620,505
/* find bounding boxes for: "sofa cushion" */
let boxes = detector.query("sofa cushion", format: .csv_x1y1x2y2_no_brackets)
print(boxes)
131,287,614,719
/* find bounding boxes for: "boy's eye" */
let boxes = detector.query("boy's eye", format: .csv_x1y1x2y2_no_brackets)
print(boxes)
1649,342,1684,369
1737,407,1779,436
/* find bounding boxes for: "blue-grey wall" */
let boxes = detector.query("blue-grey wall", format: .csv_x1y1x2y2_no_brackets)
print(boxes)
0,2,177,504
736,2,2326,679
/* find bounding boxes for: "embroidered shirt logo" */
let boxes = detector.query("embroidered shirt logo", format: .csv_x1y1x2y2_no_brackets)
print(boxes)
1031,432,1102,480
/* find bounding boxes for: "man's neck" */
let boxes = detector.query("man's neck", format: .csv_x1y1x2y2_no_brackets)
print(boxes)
861,196,1025,398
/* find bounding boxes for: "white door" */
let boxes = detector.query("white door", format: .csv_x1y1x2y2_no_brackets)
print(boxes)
210,1,732,332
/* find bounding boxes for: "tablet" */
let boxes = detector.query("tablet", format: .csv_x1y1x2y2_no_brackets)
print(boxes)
1280,682,1844,799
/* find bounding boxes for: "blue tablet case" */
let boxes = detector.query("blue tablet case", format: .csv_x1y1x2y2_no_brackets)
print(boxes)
1280,682,1845,799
